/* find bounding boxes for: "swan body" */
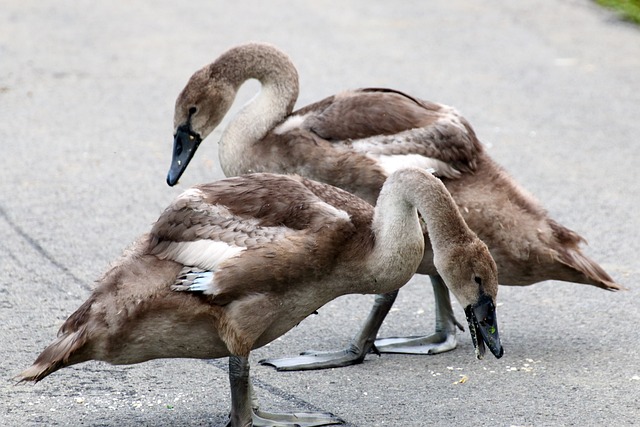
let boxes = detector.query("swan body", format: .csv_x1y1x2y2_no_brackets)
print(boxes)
19,169,502,426
167,42,621,369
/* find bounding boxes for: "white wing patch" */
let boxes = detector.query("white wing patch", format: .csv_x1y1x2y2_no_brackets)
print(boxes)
273,113,309,135
372,153,461,179
172,269,215,294
177,187,205,200
350,138,384,153
160,240,246,272
315,201,351,221
345,113,475,179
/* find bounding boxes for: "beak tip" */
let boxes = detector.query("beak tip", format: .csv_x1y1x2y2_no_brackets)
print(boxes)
168,127,202,187
466,296,503,360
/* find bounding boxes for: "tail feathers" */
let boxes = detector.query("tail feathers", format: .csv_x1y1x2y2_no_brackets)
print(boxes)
17,327,88,383
549,219,625,291
557,249,626,291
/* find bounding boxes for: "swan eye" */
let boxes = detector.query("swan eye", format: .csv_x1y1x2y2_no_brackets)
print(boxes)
474,276,482,286
188,106,197,116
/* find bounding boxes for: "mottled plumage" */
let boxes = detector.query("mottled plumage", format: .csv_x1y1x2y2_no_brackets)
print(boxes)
151,175,370,304
18,169,503,426
167,42,621,368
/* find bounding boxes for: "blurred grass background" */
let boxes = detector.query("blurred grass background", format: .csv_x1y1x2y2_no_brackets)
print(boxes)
597,0,640,24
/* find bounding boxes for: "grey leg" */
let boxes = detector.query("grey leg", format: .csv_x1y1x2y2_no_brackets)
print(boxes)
374,275,461,354
260,290,398,371
227,355,344,426
227,356,253,427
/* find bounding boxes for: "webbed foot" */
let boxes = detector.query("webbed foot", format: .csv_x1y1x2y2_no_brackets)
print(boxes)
259,344,367,371
251,408,343,426
374,330,457,354
373,275,461,355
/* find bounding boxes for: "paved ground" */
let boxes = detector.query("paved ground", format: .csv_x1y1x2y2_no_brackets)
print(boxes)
1,1,639,426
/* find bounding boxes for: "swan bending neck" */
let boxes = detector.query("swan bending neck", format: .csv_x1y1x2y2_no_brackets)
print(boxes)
217,44,300,176
368,169,473,289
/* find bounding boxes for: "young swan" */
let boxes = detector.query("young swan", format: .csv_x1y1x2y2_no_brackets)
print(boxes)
18,169,502,427
167,42,621,370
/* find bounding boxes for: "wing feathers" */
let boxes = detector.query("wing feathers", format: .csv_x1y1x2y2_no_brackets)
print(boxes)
157,240,245,271
172,268,216,293
275,89,482,180
147,174,362,302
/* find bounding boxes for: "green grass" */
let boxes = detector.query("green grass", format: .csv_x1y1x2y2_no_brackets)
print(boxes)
596,0,640,24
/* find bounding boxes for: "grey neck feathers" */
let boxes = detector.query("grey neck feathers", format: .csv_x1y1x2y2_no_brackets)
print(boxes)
217,43,300,176
368,169,473,289
410,176,473,251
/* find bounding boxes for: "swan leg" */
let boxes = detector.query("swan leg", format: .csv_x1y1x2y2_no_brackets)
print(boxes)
260,291,398,371
374,275,460,354
227,355,343,426
227,355,254,427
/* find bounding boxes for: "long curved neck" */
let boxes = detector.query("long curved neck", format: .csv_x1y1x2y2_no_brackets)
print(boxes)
366,169,474,292
216,43,300,176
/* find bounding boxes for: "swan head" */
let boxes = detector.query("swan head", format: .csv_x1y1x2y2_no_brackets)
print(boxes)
167,67,235,186
435,238,504,360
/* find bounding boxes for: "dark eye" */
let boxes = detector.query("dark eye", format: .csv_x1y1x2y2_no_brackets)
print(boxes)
474,276,482,286
188,106,197,116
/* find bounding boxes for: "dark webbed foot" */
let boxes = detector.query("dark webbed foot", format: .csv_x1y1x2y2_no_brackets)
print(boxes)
260,276,465,371
261,291,400,371
251,408,343,426
259,344,367,371
374,331,457,354
375,275,461,355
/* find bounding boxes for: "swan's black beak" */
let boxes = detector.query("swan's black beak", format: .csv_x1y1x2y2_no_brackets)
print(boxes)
464,293,503,360
166,123,202,186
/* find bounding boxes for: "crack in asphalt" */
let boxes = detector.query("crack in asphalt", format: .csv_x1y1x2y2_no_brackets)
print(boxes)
0,204,92,292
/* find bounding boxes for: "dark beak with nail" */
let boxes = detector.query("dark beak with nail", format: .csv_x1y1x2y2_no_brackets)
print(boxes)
167,122,202,186
464,293,504,360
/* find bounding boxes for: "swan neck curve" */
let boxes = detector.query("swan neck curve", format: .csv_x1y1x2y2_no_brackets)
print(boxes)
217,43,300,176
368,169,473,289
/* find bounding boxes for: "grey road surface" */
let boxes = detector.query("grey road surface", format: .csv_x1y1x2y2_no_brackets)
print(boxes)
1,1,639,426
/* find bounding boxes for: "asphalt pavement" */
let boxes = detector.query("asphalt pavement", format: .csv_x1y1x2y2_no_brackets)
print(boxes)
1,1,639,426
